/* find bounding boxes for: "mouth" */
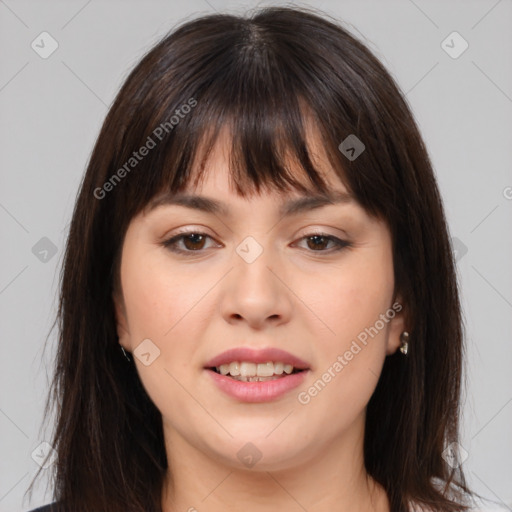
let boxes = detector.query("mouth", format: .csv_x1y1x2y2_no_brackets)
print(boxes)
204,364,310,403
206,362,306,382
203,347,311,402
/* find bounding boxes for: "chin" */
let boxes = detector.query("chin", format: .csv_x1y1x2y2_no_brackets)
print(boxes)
204,433,308,471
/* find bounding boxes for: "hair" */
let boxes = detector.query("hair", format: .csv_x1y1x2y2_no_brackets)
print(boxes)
26,5,481,512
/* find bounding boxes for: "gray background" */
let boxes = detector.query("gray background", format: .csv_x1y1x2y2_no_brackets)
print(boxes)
0,0,511,510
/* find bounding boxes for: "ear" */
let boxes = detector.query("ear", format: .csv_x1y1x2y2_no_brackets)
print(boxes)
385,294,408,356
112,289,131,351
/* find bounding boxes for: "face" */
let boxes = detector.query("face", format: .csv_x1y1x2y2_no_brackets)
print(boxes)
113,126,406,474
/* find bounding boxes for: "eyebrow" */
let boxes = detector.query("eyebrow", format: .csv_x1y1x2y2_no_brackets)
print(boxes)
147,190,355,218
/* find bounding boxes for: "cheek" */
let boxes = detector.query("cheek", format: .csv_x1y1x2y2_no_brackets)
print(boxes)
296,293,392,442
312,244,394,341
120,248,217,386
120,253,207,422
302,244,394,400
121,251,202,342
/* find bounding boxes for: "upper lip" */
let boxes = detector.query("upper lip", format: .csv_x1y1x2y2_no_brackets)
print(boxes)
204,347,310,370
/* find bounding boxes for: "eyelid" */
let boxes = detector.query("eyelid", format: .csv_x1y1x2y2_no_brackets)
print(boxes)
162,224,348,239
296,226,349,238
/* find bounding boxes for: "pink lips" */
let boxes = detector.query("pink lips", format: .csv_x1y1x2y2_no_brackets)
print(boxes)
206,369,309,403
204,347,310,370
203,347,311,403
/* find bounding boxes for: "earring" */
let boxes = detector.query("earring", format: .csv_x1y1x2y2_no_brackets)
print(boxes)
399,331,409,355
120,345,131,362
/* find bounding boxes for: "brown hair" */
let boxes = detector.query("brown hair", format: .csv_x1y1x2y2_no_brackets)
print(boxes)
27,5,480,512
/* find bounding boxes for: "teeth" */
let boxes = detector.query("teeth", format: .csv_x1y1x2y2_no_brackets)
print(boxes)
257,362,274,377
231,375,284,382
273,362,284,374
240,362,257,377
216,361,298,377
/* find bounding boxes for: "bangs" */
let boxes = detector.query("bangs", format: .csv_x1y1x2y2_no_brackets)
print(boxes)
153,92,347,205
104,19,364,221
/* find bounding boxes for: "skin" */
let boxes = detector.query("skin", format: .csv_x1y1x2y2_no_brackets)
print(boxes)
114,124,407,512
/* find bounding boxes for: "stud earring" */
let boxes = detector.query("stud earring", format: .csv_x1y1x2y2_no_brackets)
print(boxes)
399,331,409,355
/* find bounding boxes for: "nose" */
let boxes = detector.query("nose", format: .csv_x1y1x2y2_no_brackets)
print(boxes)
219,240,293,330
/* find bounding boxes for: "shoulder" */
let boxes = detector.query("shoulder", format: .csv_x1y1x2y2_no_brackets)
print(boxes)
27,503,64,512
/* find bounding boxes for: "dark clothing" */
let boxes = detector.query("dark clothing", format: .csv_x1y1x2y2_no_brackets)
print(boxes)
28,503,62,512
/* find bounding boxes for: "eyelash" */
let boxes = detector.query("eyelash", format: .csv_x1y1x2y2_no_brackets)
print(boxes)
161,230,352,255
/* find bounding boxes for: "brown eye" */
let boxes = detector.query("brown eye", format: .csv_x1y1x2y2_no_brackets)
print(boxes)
180,233,207,251
305,235,330,251
162,232,217,254
296,234,351,253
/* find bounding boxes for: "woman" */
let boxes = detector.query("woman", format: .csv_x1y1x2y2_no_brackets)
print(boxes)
26,5,487,512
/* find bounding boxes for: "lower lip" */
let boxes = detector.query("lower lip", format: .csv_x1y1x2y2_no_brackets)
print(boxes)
205,369,309,403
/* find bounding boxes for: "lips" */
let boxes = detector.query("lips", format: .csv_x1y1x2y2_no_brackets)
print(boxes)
206,368,309,402
203,347,311,402
204,347,310,371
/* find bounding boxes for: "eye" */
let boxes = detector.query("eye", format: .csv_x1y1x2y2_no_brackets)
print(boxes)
294,232,352,253
161,231,217,253
161,230,351,255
